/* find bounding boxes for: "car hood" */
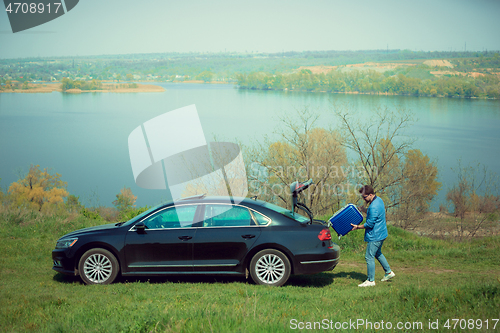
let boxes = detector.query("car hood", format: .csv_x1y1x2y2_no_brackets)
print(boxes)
58,223,119,239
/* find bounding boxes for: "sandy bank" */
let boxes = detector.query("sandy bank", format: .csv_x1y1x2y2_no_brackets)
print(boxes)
1,83,165,93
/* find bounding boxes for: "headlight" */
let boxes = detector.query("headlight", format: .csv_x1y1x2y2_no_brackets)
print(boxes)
55,237,78,249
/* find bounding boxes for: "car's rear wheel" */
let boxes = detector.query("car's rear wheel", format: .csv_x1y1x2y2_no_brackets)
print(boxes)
250,249,291,287
78,248,119,285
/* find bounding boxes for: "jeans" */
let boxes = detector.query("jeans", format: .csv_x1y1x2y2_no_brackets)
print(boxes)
365,240,391,282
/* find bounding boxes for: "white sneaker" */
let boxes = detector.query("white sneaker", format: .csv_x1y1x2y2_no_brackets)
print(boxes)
381,271,395,282
358,280,376,287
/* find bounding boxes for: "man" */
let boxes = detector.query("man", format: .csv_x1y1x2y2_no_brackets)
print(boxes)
351,185,395,287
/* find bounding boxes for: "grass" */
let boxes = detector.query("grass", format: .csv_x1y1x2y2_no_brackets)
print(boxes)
0,209,499,332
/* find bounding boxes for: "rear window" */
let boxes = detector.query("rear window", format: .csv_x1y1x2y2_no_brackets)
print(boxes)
261,202,309,223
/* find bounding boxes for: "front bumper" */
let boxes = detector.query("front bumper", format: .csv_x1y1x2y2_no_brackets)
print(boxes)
52,249,78,276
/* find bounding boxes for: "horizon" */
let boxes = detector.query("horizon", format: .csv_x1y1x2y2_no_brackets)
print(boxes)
1,0,500,59
4,49,500,62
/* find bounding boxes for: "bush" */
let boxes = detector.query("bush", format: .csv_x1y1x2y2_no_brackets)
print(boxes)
119,206,151,221
80,207,101,220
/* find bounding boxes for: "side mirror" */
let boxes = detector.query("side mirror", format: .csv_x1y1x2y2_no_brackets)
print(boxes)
135,222,146,233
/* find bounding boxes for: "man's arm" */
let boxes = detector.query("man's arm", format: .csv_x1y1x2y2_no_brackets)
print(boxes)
351,223,365,230
351,199,380,231
363,200,380,229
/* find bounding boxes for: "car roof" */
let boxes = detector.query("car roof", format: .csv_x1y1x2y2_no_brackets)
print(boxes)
173,196,267,207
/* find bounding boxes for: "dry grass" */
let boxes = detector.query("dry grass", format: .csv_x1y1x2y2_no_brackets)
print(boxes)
0,83,61,93
389,211,500,240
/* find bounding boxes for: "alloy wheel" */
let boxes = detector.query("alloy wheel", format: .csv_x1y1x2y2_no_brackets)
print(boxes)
83,253,113,284
255,253,286,284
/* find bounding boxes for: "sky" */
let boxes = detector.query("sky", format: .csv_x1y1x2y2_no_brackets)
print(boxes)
0,0,500,59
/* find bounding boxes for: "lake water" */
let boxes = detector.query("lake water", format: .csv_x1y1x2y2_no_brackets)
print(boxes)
1,83,499,209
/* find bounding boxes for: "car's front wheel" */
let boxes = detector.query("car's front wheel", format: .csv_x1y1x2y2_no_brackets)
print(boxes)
78,248,119,285
250,249,291,287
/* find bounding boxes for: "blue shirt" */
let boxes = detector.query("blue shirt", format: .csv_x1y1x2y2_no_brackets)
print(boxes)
363,196,388,242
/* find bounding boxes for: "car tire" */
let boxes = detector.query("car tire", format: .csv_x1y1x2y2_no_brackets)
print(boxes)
78,248,119,285
249,249,291,287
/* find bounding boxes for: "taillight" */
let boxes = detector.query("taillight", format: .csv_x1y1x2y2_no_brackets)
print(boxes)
318,229,331,241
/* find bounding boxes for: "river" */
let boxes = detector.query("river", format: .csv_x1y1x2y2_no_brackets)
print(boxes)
1,83,499,209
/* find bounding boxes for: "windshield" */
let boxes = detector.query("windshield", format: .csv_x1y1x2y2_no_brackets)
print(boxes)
262,202,310,223
122,204,164,226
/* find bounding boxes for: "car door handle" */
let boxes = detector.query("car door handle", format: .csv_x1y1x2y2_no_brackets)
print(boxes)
241,234,256,239
178,236,193,241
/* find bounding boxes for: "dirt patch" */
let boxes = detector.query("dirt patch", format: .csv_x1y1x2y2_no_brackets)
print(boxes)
297,62,415,74
297,66,338,74
423,59,454,68
338,262,459,275
468,72,486,78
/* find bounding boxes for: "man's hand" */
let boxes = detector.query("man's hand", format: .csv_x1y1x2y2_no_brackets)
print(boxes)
351,223,364,231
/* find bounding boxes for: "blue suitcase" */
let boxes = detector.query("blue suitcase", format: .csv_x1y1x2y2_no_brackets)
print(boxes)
328,204,363,239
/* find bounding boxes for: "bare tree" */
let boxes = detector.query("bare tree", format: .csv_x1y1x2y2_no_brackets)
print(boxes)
334,103,416,206
446,161,500,239
333,103,441,229
245,107,348,216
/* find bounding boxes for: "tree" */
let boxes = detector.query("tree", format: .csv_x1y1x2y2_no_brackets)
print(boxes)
393,149,441,229
334,104,440,223
246,107,348,215
446,162,499,239
196,71,214,83
112,187,137,213
8,165,68,211
335,104,415,203
61,77,73,91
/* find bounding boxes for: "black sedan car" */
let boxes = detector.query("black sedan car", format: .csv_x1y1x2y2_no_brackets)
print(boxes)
52,196,340,286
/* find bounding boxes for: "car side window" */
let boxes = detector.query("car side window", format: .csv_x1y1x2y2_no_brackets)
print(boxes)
252,210,271,225
143,205,197,229
203,205,253,227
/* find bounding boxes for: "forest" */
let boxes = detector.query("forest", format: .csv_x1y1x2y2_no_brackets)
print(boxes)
236,64,500,98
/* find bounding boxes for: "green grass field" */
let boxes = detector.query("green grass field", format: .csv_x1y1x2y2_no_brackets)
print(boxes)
1,210,499,332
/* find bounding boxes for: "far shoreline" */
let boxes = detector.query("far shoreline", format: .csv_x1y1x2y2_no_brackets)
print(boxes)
0,82,165,94
4,81,495,100
0,80,235,93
